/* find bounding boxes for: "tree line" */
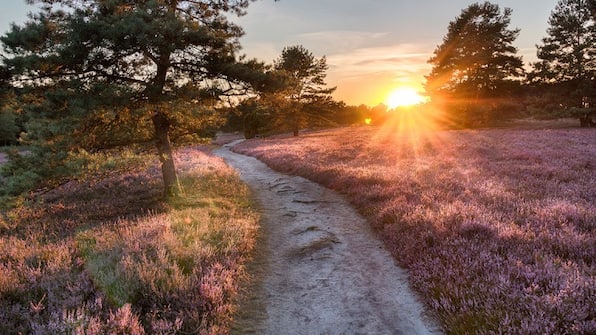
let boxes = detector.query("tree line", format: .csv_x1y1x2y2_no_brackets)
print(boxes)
0,0,594,197
426,0,596,127
227,0,596,133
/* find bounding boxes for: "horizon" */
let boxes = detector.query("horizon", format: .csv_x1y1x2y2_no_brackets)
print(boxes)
1,0,559,106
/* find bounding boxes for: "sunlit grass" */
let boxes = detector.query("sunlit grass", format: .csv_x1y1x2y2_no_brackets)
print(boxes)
0,147,259,334
234,122,596,334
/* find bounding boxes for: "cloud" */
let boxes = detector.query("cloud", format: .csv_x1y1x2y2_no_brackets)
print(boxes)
294,30,390,54
327,43,433,83
322,43,434,106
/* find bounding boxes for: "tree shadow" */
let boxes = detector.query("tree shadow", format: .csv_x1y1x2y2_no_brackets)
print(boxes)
5,167,168,242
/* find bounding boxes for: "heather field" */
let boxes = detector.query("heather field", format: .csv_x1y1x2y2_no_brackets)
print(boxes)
234,123,596,334
0,147,259,334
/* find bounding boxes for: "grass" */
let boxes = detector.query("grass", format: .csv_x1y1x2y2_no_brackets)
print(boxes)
233,119,595,335
0,146,259,334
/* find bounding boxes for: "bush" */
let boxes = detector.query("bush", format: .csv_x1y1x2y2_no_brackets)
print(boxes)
0,108,19,146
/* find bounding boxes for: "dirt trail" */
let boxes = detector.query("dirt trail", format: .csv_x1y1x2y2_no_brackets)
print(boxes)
215,141,442,335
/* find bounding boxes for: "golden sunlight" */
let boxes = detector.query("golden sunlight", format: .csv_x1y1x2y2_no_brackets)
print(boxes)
386,87,426,109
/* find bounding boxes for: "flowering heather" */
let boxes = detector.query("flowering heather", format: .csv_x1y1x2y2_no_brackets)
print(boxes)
234,123,596,334
0,147,259,334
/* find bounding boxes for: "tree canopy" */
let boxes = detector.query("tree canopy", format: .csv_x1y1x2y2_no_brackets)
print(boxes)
1,0,267,196
267,45,337,136
531,0,596,82
529,0,596,108
425,1,524,125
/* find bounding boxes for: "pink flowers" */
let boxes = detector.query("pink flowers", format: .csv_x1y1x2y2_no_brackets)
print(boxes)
1,146,258,334
234,126,596,334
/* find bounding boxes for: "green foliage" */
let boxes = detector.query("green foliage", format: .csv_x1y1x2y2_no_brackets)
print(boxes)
0,144,152,201
426,1,524,126
529,0,596,109
0,108,19,145
0,89,23,146
1,0,266,195
275,45,332,89
531,0,595,83
76,233,137,307
0,149,43,197
1,169,41,198
524,80,596,119
232,98,266,139
329,103,361,126
264,45,337,136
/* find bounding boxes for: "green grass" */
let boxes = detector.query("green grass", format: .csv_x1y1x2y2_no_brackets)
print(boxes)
76,232,136,307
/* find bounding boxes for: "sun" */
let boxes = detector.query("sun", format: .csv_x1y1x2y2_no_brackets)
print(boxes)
386,87,426,109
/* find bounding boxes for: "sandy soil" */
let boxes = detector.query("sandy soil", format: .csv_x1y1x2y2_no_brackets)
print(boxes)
215,141,442,335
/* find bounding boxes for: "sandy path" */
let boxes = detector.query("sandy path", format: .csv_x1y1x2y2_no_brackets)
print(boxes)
215,142,442,335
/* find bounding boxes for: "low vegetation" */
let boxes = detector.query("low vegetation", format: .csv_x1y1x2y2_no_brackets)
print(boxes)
0,147,259,334
234,121,595,334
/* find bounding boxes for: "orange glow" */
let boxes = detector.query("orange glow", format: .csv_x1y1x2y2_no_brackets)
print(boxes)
386,87,427,109
371,103,446,161
365,118,372,125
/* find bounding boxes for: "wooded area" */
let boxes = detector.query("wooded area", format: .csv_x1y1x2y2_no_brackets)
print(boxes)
0,0,594,196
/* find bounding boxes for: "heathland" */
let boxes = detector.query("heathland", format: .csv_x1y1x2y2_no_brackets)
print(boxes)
1,120,594,334
0,147,259,334
233,122,595,334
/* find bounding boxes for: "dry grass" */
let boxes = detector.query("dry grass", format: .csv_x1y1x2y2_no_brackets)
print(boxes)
233,120,595,334
0,147,259,334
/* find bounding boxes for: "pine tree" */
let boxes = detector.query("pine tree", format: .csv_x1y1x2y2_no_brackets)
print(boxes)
532,0,595,82
426,2,524,126
530,0,595,108
1,0,266,197
270,45,336,136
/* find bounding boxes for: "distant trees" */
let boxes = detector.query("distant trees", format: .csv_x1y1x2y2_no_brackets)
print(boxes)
1,0,266,196
426,1,524,126
333,104,373,126
529,0,596,111
236,98,267,139
268,45,337,136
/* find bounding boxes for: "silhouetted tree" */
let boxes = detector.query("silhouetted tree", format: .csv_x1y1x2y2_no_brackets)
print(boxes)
332,103,371,126
529,0,596,111
234,98,267,139
531,0,595,83
1,0,266,197
271,45,336,136
426,1,524,126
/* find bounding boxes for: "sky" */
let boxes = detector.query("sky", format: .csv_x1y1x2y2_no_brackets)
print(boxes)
1,0,560,106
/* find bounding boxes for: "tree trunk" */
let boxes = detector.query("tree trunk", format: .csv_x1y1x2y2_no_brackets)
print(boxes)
292,106,300,136
152,110,179,198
